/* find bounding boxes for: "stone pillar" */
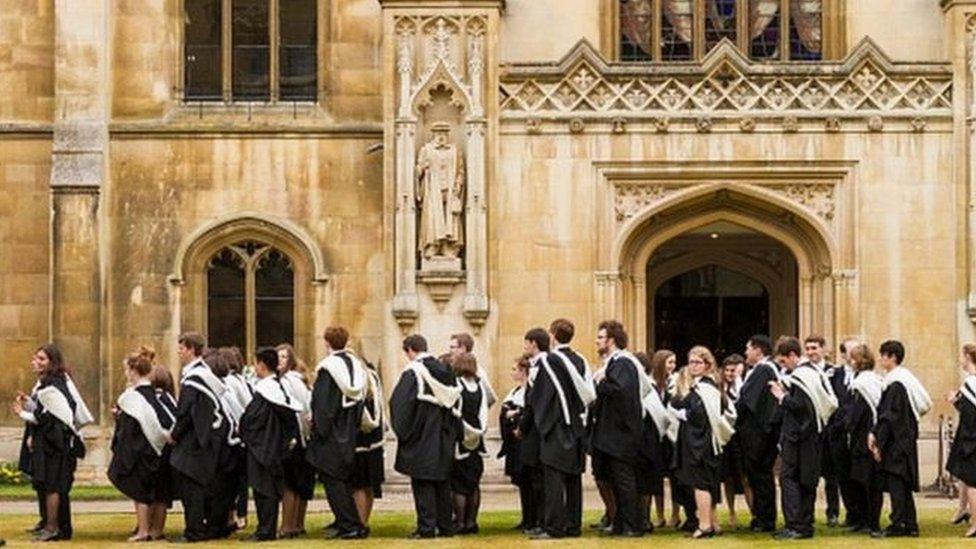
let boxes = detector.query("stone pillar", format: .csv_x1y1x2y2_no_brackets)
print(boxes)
50,0,109,421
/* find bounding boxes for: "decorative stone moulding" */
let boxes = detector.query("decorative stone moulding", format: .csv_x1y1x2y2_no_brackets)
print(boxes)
499,38,952,132
417,268,466,306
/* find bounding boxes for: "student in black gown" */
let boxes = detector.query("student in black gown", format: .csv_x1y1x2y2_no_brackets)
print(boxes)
169,332,229,542
736,334,781,532
108,352,176,541
221,346,253,533
868,340,932,538
147,357,178,540
239,347,304,541
450,352,488,535
671,346,735,539
768,337,837,540
667,365,699,533
947,343,976,537
842,343,883,535
587,349,616,534
352,359,385,529
634,352,666,533
719,354,747,530
498,355,532,531
13,344,85,542
202,348,242,540
649,350,676,529
592,320,652,537
307,327,369,539
389,334,462,539
276,343,313,538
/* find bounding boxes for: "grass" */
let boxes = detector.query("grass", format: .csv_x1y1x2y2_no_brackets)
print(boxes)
0,508,968,547
0,484,125,501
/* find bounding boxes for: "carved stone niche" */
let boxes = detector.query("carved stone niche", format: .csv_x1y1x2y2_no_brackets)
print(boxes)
417,268,466,306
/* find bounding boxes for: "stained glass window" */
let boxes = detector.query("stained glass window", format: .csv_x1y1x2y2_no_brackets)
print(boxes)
662,0,694,61
620,0,654,61
749,0,780,59
705,0,737,53
789,0,822,60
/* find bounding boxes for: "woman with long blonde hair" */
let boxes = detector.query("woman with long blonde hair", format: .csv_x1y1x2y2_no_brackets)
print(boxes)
671,346,734,539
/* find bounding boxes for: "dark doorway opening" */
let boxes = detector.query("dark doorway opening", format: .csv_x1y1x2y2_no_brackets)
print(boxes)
654,264,769,364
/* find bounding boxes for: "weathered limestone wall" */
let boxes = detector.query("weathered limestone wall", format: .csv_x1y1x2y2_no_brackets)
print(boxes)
0,0,54,122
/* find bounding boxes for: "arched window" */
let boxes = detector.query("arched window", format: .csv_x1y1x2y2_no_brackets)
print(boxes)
618,0,827,62
206,240,295,360
184,0,318,102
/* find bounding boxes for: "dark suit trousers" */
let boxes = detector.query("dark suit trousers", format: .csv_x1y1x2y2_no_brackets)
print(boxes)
175,470,209,541
607,457,641,534
253,491,279,540
542,466,582,536
745,437,778,529
781,460,815,536
884,472,917,530
322,474,364,534
517,476,538,529
411,478,453,535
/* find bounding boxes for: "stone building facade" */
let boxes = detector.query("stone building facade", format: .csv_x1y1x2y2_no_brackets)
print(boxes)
0,0,974,480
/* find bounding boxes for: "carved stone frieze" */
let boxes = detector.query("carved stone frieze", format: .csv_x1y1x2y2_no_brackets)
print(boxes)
613,183,689,223
499,39,952,129
764,183,836,223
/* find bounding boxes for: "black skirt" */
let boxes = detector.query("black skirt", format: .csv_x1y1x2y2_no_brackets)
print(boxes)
636,454,664,496
720,434,745,494
350,448,385,498
451,454,484,496
26,420,79,495
282,447,315,500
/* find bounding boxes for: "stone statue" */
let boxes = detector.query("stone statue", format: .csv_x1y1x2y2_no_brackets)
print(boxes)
416,122,465,262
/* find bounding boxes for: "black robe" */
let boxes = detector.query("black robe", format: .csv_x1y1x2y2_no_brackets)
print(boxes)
239,389,300,498
18,375,83,494
497,388,526,484
735,361,782,466
948,391,976,486
389,356,461,481
169,370,227,487
306,352,365,480
843,385,877,488
779,367,821,489
673,378,722,494
452,379,486,495
591,353,642,463
873,382,919,490
522,353,586,474
823,364,851,476
107,384,173,504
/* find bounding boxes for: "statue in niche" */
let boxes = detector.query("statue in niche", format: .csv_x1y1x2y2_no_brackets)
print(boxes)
416,122,465,265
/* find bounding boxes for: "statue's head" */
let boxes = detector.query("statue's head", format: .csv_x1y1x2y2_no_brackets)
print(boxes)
430,122,451,146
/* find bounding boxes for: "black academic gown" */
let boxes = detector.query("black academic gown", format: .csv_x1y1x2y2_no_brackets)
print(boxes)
389,356,461,481
948,393,976,487
497,389,526,484
239,390,298,499
672,378,722,496
169,377,225,488
823,364,851,476
735,361,782,466
19,375,83,495
873,382,919,490
591,353,642,463
779,369,821,490
306,353,365,481
843,387,876,489
524,353,586,474
107,384,172,504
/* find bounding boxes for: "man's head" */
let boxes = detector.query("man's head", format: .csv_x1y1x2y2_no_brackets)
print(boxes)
803,335,827,364
324,326,350,353
842,338,861,364
745,334,772,365
523,328,550,356
722,354,745,383
254,347,279,378
774,336,803,372
549,318,575,346
177,332,206,364
449,333,474,359
402,334,428,362
878,340,905,372
596,320,627,355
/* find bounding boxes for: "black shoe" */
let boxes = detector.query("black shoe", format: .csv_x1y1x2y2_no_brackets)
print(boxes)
241,534,275,542
773,529,801,540
827,515,839,527
26,522,44,534
617,529,643,538
844,524,867,534
407,530,435,539
953,511,972,525
679,520,699,533
690,528,716,539
565,528,581,538
435,527,455,538
879,525,919,538
325,529,367,540
33,529,61,542
751,523,775,533
523,526,544,536
529,531,561,540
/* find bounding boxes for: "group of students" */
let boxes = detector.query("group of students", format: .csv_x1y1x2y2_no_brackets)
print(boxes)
12,318,976,541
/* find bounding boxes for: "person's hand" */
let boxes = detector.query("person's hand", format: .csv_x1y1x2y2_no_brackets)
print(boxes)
867,432,881,463
26,436,33,452
165,434,175,446
10,400,22,416
768,380,785,402
111,406,119,417
513,428,523,440
505,409,519,419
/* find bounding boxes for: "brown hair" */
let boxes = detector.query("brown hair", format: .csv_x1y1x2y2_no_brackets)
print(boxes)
203,347,228,378
635,351,653,375
178,332,206,355
650,350,675,392
963,344,976,367
452,352,478,379
549,319,575,345
324,326,350,350
138,345,157,364
36,343,67,384
438,353,455,367
220,346,242,374
515,353,531,373
849,344,875,372
451,333,475,352
523,327,550,353
598,320,628,349
402,334,428,353
775,336,803,358
804,334,827,348
125,352,153,377
149,364,176,394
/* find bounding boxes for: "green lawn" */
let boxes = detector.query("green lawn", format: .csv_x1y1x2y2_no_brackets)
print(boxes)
0,508,968,547
0,484,125,501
